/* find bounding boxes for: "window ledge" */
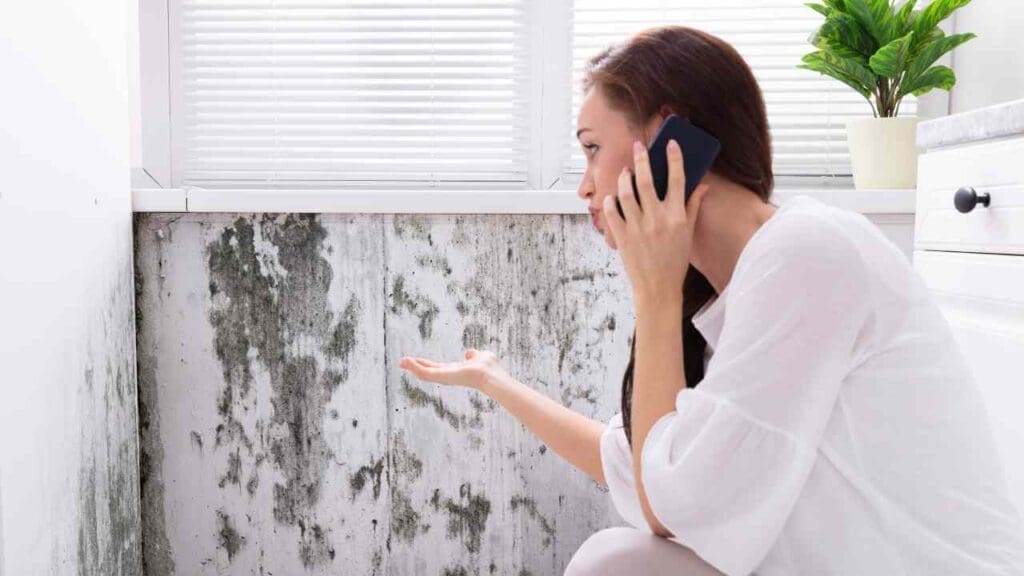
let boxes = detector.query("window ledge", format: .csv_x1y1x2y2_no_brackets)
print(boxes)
131,186,916,215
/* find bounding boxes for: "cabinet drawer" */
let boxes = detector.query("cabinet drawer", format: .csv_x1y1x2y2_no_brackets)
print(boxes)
915,135,1024,255
914,250,1024,513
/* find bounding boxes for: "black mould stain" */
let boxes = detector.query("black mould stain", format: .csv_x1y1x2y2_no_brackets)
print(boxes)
510,495,555,548
218,448,241,488
430,483,492,554
77,463,100,575
400,375,488,431
388,432,427,545
392,214,434,246
190,430,204,451
461,321,488,350
137,348,175,576
444,566,470,576
324,295,362,381
415,253,453,276
206,213,356,568
78,253,142,576
560,382,599,407
389,491,421,544
297,520,336,567
389,274,439,339
216,510,245,562
349,456,385,501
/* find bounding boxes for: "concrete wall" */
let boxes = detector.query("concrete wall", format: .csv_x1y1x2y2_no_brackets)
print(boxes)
134,212,634,575
949,0,1024,113
0,1,142,575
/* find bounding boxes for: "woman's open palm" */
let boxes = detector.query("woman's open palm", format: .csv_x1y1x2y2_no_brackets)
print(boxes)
399,348,506,391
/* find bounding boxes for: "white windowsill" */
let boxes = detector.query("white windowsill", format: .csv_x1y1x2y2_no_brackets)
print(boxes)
131,186,916,215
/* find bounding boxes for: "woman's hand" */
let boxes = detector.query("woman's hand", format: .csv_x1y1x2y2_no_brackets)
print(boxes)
603,139,710,308
399,348,509,392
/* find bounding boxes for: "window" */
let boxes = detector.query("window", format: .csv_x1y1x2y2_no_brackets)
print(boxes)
168,0,532,189
141,0,930,197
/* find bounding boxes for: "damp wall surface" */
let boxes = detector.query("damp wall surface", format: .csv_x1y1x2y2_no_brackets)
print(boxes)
0,1,142,575
134,212,636,575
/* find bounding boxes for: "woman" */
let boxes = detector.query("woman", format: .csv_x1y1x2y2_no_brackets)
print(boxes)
399,26,1024,575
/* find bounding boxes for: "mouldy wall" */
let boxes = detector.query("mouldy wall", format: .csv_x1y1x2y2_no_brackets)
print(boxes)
134,212,636,575
0,1,142,574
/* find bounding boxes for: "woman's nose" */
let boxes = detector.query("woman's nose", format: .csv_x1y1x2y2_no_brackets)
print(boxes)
577,173,595,201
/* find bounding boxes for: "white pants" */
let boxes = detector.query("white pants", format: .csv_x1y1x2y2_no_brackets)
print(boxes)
564,527,725,576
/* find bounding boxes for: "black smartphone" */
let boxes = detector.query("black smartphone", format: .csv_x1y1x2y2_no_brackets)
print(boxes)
617,114,721,219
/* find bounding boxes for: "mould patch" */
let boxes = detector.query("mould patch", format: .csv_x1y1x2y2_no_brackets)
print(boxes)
510,496,555,548
400,375,487,431
206,213,357,568
389,274,440,339
388,432,428,545
430,483,491,554
216,510,245,562
349,456,385,501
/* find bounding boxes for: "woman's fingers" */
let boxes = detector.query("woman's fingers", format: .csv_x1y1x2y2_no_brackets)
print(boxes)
632,140,658,215
399,349,502,391
665,138,687,212
615,166,641,224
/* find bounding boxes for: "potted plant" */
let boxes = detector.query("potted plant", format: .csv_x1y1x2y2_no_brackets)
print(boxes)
799,0,976,189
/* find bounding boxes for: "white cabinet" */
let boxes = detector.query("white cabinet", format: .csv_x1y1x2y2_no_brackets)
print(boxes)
914,102,1024,514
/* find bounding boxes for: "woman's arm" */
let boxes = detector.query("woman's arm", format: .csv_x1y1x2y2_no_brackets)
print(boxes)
630,298,684,537
481,370,608,486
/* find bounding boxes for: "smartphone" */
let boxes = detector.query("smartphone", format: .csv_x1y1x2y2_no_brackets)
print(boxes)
617,114,721,219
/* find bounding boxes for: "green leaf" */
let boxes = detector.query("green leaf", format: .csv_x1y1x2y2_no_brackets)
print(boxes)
847,0,896,46
898,65,955,99
806,2,831,17
821,12,879,57
800,51,875,99
820,50,878,88
913,0,972,41
810,28,871,66
823,0,847,10
894,0,917,34
906,32,976,82
870,31,914,78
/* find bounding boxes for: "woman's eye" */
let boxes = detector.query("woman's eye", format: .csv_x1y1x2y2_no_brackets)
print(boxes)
584,144,598,157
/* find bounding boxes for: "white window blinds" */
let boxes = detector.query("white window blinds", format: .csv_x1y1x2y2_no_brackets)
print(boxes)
170,0,531,188
568,0,917,179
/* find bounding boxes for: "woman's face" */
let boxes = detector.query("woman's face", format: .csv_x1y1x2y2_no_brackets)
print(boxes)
575,88,664,251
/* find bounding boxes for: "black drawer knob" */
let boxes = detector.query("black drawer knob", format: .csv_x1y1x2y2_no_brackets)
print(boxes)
954,187,991,213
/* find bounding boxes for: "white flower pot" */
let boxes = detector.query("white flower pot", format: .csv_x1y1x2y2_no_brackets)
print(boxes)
846,117,921,190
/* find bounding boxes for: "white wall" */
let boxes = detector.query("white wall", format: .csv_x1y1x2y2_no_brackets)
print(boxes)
0,1,142,574
949,0,1024,113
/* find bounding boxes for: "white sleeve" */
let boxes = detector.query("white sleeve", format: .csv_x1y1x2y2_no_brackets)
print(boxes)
638,215,873,576
599,412,652,532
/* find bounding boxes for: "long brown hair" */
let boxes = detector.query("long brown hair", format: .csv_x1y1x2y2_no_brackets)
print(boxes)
582,26,774,447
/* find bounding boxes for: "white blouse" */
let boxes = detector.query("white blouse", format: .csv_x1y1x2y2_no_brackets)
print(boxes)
600,195,1024,575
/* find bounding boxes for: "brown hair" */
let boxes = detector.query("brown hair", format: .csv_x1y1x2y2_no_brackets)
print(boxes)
582,26,774,447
